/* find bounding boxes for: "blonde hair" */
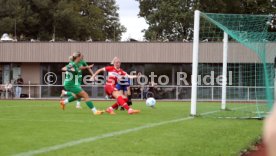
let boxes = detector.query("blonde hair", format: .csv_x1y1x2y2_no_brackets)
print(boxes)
111,56,119,65
69,56,73,61
71,51,81,61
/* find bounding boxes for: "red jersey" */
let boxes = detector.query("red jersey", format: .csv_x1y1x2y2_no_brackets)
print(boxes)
105,66,126,85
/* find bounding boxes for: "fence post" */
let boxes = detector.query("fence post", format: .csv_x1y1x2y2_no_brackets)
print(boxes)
247,87,250,101
39,85,42,99
141,87,143,100
26,81,31,99
211,87,214,101
5,87,8,99
176,86,179,100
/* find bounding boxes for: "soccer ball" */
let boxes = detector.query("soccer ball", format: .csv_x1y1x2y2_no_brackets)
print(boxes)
146,97,156,107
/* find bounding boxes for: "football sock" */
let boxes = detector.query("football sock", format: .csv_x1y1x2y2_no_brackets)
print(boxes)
64,96,75,104
76,99,81,106
117,96,130,110
86,101,95,109
65,91,73,96
111,103,119,109
127,95,132,106
91,107,97,113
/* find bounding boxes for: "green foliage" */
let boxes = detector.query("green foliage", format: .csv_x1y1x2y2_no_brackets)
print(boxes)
137,0,195,41
137,0,276,41
93,0,126,41
0,0,126,41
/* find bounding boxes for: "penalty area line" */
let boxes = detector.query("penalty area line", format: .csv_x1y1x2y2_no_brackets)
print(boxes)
13,117,194,156
13,107,243,156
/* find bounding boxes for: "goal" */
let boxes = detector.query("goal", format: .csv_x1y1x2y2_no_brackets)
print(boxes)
191,10,275,119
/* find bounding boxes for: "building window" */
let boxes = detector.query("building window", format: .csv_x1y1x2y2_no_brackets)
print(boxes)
12,64,21,81
3,64,10,84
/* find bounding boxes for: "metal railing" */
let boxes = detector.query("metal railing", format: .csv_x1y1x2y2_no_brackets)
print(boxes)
0,84,273,101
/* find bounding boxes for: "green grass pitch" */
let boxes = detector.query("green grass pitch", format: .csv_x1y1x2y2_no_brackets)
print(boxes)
0,100,263,156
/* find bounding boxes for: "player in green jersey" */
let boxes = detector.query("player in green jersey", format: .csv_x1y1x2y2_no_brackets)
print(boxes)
60,52,104,115
64,54,94,109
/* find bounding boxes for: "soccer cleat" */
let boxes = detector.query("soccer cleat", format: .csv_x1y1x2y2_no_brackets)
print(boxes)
60,90,66,99
106,107,116,115
128,109,140,115
60,100,65,110
93,110,104,115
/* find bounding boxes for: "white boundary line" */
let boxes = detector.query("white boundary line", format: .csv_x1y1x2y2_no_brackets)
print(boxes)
13,106,249,156
14,117,195,156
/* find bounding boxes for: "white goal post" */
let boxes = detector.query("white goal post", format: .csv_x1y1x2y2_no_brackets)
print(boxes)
190,10,229,116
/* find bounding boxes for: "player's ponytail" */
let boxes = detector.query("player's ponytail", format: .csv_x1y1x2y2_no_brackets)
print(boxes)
69,56,73,61
71,51,81,61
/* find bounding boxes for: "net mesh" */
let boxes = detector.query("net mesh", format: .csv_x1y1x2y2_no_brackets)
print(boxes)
196,12,275,119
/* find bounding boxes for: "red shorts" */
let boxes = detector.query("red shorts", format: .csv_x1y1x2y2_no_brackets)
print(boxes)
104,84,118,97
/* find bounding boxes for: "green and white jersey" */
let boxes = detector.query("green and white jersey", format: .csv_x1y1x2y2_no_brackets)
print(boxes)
78,60,88,67
76,60,88,84
64,62,81,87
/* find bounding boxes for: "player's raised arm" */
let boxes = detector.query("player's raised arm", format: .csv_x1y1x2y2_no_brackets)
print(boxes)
79,64,94,75
86,64,94,76
91,67,105,80
78,54,95,76
125,72,141,79
79,64,93,70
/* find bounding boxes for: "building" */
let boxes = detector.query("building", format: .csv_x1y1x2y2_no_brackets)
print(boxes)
0,42,275,100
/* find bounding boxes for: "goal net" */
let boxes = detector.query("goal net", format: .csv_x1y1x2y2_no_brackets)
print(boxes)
191,11,275,119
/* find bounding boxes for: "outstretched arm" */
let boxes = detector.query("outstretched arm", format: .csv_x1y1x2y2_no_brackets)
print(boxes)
79,64,94,75
91,67,105,80
87,67,94,76
125,72,141,79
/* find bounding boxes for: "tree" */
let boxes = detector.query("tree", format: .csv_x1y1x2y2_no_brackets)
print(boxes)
0,0,39,40
0,0,126,41
137,0,276,41
92,0,126,41
137,0,195,41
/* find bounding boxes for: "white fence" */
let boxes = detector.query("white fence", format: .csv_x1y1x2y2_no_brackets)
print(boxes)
0,84,273,101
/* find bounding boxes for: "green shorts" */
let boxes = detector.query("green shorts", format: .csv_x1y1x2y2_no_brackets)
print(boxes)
64,85,83,95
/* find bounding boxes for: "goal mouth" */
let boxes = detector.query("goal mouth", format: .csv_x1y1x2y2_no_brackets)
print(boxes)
191,10,275,119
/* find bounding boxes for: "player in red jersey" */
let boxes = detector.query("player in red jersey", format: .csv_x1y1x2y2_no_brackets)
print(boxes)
92,57,140,115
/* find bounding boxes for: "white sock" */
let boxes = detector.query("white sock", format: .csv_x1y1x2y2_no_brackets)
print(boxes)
91,107,97,113
76,101,81,107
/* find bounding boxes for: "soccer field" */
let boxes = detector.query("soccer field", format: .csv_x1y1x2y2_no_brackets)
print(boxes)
0,100,263,156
